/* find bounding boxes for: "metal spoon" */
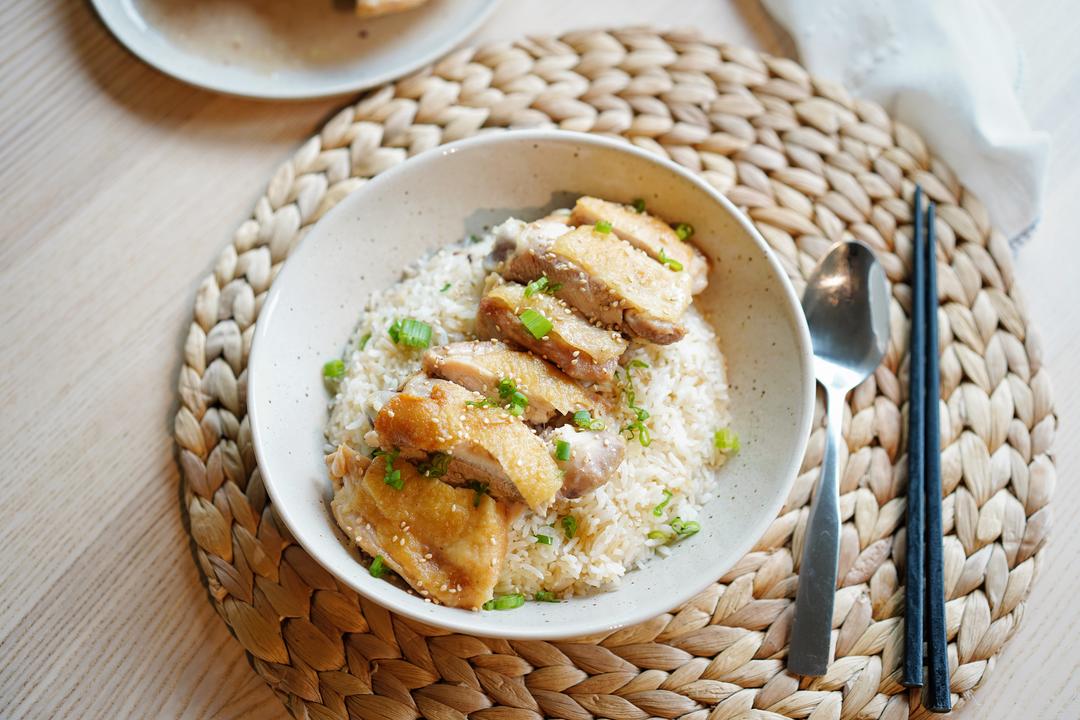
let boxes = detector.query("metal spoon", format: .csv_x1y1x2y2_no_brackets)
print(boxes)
788,240,890,676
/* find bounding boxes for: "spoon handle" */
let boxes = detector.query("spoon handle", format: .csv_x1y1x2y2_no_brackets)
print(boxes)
789,386,845,676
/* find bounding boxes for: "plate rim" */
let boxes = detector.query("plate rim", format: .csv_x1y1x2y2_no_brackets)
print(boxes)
247,129,816,639
90,0,502,100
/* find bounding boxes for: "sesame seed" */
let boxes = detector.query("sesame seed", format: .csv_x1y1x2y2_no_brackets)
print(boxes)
424,553,433,559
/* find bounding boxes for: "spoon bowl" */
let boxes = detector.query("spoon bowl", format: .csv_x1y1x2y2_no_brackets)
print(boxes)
802,242,891,391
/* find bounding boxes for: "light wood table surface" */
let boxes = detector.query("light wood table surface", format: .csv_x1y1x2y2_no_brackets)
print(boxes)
1,1,1076,717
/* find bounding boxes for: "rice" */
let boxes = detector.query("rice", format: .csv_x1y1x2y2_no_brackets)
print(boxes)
325,219,731,597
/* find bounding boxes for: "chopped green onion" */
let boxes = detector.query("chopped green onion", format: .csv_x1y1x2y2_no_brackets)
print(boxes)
648,517,700,545
714,428,741,454
374,448,403,490
534,590,559,602
658,248,684,272
673,222,694,241
524,276,548,297
534,534,553,545
388,318,432,348
469,234,482,243
466,398,498,408
671,517,701,539
652,490,673,517
555,440,572,461
561,515,578,539
631,198,647,213
524,276,563,297
440,282,452,293
465,480,489,507
519,308,553,340
417,452,450,478
323,359,346,382
496,378,529,416
384,468,402,490
572,409,606,431
621,362,652,447
594,219,613,234
358,333,372,351
369,556,386,578
508,392,528,416
483,593,525,611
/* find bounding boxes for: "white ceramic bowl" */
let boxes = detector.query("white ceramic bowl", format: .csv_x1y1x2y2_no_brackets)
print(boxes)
92,0,499,99
249,130,814,639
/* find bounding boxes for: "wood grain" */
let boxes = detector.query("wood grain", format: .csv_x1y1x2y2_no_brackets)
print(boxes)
0,0,1075,718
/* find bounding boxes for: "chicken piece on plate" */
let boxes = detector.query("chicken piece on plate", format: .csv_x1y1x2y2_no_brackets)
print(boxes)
422,340,604,424
569,196,709,293
327,445,510,609
499,224,693,345
549,425,626,498
476,280,628,384
355,0,428,18
369,376,562,510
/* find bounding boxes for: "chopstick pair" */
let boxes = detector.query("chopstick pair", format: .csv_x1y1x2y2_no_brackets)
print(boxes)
902,186,951,712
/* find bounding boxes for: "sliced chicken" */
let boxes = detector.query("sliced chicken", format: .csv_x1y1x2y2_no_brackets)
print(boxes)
476,280,628,384
499,224,692,344
369,376,562,510
422,340,604,424
570,196,709,293
327,445,509,610
549,425,626,498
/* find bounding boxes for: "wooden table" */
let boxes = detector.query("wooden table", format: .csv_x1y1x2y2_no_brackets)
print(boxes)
1,1,1076,717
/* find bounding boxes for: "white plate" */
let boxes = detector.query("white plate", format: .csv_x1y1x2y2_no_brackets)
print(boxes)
248,130,815,639
92,0,500,99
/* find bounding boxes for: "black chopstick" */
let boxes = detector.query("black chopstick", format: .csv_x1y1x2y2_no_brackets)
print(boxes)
902,185,927,688
923,202,952,713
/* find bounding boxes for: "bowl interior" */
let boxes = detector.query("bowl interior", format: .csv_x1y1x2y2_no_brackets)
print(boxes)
249,130,814,639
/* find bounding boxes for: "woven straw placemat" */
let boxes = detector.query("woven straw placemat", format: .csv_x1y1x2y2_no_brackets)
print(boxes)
173,29,1057,719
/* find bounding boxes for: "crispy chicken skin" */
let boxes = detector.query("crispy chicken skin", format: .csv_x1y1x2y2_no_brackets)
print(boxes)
549,425,626,498
327,445,509,609
370,376,562,510
569,197,709,294
499,224,692,344
476,280,628,384
422,340,603,424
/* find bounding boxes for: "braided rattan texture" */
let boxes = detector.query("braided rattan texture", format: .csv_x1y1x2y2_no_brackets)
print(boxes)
173,29,1057,719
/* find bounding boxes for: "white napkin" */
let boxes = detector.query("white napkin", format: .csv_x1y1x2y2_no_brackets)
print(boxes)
761,0,1049,244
